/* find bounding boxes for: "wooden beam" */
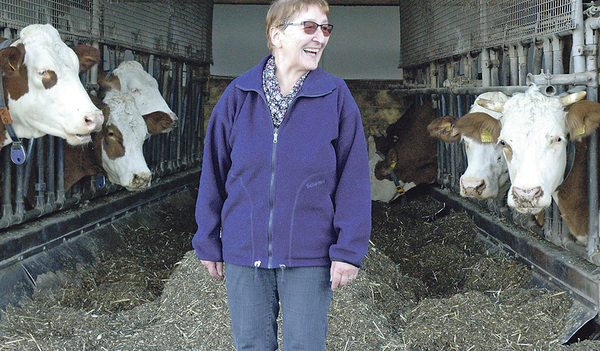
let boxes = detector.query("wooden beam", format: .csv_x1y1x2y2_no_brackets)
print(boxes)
214,0,400,5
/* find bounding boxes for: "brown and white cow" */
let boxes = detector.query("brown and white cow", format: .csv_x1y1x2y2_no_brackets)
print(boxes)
62,61,180,192
428,92,510,199
458,85,600,244
0,24,103,148
64,90,151,192
98,61,177,135
370,99,438,202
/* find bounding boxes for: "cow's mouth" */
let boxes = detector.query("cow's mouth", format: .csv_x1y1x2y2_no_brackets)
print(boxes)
67,133,92,145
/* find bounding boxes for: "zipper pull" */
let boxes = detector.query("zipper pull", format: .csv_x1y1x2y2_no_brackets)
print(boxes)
273,130,279,143
254,260,261,283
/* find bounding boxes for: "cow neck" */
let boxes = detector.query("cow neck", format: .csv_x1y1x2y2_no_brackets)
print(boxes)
0,38,27,165
557,140,576,190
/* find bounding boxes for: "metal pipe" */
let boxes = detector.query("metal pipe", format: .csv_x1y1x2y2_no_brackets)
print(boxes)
526,71,595,86
56,138,65,208
572,0,586,73
517,43,528,85
46,136,56,211
489,49,499,86
0,148,13,228
532,39,544,75
481,48,491,86
509,45,518,86
552,34,565,94
392,85,530,95
542,37,553,73
584,15,600,261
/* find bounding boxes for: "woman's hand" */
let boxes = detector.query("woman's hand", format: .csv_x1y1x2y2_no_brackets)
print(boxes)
330,261,359,291
201,260,224,279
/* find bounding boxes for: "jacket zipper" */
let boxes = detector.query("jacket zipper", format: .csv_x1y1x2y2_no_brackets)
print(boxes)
267,100,294,269
267,127,278,268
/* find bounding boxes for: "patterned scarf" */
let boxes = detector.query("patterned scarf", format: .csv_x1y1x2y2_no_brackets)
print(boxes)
262,56,309,129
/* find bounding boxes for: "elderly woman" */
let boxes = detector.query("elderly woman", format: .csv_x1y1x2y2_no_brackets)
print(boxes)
192,0,371,349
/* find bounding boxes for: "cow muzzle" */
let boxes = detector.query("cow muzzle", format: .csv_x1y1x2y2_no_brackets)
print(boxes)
125,173,151,191
460,177,488,198
510,186,545,213
86,109,104,133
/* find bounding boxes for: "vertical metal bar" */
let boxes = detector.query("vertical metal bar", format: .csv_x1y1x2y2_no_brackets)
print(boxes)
517,43,528,85
56,138,65,207
33,137,44,213
584,15,600,260
46,136,56,211
552,35,565,95
509,45,518,86
0,148,12,228
481,48,491,86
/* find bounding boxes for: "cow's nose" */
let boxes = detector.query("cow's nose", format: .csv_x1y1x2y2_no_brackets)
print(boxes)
461,177,486,196
169,112,178,122
131,173,151,189
85,110,104,132
512,186,543,201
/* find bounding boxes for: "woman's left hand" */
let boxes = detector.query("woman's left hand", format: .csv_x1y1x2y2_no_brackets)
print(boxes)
330,261,359,291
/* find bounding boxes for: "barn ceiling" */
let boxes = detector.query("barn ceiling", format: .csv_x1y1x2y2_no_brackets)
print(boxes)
214,0,399,5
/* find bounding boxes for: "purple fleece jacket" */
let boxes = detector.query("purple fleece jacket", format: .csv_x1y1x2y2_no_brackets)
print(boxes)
192,55,371,269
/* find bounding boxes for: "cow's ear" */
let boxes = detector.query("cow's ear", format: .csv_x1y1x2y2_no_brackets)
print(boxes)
98,71,121,91
428,115,461,142
72,44,100,73
455,112,501,144
0,45,24,77
566,100,600,140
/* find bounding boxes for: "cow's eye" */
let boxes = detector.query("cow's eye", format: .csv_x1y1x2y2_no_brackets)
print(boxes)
37,70,46,76
499,139,506,146
131,88,140,94
555,136,563,143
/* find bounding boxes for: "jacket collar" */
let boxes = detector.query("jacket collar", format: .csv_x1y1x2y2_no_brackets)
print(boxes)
235,54,336,97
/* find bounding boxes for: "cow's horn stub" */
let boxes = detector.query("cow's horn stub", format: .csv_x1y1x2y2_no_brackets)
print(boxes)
559,91,587,106
475,97,504,112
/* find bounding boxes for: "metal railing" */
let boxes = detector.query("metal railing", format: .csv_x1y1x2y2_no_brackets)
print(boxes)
0,0,211,230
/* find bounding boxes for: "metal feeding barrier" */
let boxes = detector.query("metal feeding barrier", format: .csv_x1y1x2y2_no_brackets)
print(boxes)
0,0,211,302
0,0,210,230
397,0,600,342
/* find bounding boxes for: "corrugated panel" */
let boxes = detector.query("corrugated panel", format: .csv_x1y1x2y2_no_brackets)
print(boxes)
400,0,575,68
0,0,212,64
101,1,212,64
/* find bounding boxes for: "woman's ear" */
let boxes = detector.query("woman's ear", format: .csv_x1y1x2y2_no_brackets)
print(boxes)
270,26,283,49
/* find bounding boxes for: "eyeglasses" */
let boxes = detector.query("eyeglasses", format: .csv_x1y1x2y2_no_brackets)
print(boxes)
281,21,333,37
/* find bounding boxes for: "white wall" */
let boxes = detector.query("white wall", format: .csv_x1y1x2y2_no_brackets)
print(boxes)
211,5,401,80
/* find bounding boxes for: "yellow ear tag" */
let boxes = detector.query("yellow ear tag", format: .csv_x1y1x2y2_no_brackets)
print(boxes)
480,129,493,143
390,161,397,169
575,125,586,136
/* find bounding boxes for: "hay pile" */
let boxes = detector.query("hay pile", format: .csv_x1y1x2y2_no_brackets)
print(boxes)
1,188,600,350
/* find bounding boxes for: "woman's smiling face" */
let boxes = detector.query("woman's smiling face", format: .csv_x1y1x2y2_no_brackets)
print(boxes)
275,4,330,75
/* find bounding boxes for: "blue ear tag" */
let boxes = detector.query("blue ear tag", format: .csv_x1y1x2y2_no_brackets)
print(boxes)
96,175,106,188
10,141,26,165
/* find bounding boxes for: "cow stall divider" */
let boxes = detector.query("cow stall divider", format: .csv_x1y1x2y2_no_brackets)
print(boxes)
0,0,211,313
392,0,600,341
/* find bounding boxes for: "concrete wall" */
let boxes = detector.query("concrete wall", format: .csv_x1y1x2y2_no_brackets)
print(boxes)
211,4,401,80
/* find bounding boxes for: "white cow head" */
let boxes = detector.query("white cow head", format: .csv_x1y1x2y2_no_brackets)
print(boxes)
428,92,509,199
99,60,177,134
96,90,151,191
468,85,589,214
1,24,103,146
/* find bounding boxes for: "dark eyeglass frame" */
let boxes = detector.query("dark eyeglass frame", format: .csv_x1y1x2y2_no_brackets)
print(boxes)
281,21,333,36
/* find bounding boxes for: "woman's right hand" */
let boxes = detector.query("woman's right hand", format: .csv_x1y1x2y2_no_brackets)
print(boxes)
201,260,224,279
